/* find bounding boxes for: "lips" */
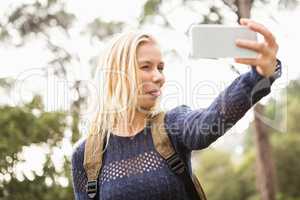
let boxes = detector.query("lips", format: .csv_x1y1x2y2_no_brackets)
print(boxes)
147,89,161,97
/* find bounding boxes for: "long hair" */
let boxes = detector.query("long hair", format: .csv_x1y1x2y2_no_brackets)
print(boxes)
89,31,161,149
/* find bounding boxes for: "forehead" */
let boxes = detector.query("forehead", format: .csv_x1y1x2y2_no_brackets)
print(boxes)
137,41,163,63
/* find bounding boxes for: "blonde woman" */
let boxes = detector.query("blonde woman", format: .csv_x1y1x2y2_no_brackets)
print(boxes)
71,18,281,200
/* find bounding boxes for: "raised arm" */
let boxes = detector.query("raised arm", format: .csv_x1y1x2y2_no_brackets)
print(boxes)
165,19,281,152
165,61,281,151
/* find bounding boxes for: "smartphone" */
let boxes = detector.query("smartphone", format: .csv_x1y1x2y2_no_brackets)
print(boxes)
189,25,258,59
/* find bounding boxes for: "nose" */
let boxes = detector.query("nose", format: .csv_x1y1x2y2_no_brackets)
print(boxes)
152,69,164,84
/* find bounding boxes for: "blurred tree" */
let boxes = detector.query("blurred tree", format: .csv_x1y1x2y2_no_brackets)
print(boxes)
242,78,300,200
284,80,300,133
235,149,257,200
0,0,124,199
272,133,300,199
0,0,75,45
0,94,73,200
193,150,242,200
195,116,300,200
83,19,124,41
224,2,298,199
252,103,277,200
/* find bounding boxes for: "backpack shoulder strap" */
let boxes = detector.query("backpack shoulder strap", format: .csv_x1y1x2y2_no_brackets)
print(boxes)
149,112,206,200
150,111,187,175
150,112,175,160
83,131,106,199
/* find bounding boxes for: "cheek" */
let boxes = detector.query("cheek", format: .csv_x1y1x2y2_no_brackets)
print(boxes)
138,73,152,91
141,82,152,93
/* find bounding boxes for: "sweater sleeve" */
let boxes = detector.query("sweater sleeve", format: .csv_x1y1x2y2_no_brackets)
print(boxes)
71,141,89,200
165,62,282,152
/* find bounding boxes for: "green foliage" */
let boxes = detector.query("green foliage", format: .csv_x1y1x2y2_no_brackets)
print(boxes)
264,79,300,133
244,79,300,199
83,19,124,40
235,150,257,200
0,94,75,199
272,133,300,198
285,80,300,133
0,78,14,90
193,78,300,200
278,0,300,9
0,0,75,45
139,0,162,23
194,132,300,200
0,157,73,200
194,150,244,200
139,0,224,27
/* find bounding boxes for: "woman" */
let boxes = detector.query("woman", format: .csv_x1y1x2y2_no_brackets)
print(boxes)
71,18,281,200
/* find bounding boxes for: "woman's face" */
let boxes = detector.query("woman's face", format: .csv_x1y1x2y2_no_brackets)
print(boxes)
136,41,165,110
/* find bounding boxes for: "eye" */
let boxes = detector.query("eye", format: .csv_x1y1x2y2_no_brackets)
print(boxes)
141,65,150,70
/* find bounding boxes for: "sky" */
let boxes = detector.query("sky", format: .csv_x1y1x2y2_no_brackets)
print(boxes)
0,0,299,182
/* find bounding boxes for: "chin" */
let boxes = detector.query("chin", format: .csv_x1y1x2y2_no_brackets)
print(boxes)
137,102,157,113
138,104,154,111
136,94,160,113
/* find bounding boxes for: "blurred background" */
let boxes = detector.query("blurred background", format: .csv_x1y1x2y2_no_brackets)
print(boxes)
0,0,299,200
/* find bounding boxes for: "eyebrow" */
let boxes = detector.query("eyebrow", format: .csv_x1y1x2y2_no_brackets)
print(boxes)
138,60,165,66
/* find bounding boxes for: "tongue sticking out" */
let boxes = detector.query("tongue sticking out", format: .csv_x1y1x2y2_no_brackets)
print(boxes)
148,90,161,97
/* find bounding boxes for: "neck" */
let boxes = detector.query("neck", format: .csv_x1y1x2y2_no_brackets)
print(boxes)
112,110,148,137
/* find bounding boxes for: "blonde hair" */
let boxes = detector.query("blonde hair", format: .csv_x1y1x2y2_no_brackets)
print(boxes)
89,31,161,148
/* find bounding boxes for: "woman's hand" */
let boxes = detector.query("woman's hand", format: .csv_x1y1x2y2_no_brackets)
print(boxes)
234,18,279,78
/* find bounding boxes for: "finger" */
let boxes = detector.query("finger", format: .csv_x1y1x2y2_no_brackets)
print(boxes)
247,22,277,48
234,58,258,66
236,39,269,55
240,18,265,29
240,18,251,26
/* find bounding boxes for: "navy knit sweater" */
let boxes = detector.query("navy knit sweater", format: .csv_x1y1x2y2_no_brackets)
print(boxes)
71,64,281,200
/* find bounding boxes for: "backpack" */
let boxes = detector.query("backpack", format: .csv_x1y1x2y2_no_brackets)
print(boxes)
83,111,207,200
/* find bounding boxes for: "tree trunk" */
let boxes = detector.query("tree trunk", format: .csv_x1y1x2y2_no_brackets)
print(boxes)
236,0,252,19
233,1,277,200
254,104,277,200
